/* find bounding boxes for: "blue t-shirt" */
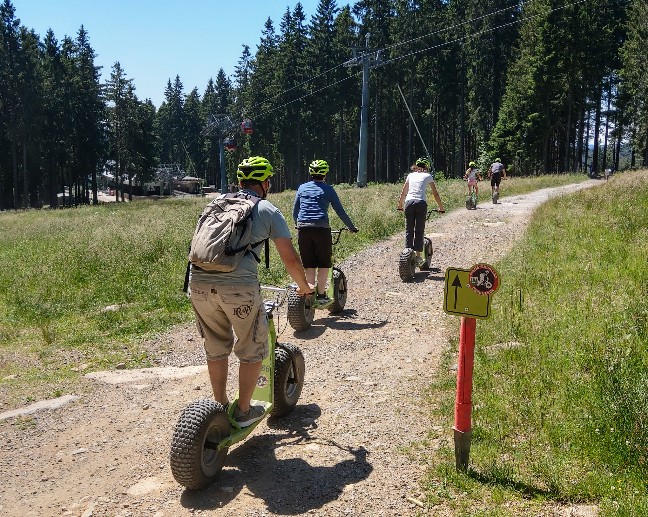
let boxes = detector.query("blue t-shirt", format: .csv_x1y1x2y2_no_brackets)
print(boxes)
190,190,292,285
292,180,356,230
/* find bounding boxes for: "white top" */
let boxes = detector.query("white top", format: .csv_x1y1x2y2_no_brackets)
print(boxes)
404,171,435,202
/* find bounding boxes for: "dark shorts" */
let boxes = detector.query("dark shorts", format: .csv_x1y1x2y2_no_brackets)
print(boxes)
491,172,501,187
297,227,333,268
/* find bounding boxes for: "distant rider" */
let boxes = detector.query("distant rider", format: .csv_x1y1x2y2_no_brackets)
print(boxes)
463,161,482,198
488,158,507,197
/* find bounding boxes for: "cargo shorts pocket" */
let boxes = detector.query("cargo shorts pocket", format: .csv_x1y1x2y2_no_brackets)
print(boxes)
189,284,209,302
220,289,257,321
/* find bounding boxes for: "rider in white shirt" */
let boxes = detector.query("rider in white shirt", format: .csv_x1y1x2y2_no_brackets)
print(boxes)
397,157,445,266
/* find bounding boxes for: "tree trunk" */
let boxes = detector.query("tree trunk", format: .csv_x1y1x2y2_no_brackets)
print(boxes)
591,81,603,176
602,79,612,170
12,140,19,209
575,102,585,171
564,89,573,172
22,144,29,208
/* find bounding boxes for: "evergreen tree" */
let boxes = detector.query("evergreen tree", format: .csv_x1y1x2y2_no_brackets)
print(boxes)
73,26,104,204
183,87,203,176
619,0,646,165
275,4,311,186
40,29,66,207
105,61,136,201
305,0,340,171
157,76,186,167
0,0,21,208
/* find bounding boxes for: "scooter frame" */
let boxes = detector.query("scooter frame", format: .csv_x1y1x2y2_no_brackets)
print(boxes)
169,286,305,490
398,209,440,282
466,181,478,210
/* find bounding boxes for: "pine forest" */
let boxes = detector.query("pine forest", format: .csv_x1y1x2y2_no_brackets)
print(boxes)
0,0,646,209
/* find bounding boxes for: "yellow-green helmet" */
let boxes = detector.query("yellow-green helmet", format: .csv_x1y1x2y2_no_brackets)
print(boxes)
236,156,274,181
469,161,477,167
309,159,329,176
415,157,431,169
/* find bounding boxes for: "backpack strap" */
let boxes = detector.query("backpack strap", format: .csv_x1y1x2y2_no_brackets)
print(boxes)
230,191,269,268
183,260,191,293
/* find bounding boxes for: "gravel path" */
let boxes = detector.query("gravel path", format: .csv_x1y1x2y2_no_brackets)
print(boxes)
0,180,599,517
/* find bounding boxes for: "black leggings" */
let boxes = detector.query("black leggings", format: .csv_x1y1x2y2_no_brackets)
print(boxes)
404,199,427,252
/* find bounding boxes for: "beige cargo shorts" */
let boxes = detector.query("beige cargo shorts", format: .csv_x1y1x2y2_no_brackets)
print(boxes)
189,282,269,363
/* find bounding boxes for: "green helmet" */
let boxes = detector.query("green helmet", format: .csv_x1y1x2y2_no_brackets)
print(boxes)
309,159,329,176
236,156,274,181
415,157,431,169
469,161,477,167
495,158,501,163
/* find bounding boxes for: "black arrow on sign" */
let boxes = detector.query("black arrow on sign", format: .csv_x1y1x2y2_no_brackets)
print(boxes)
452,274,462,310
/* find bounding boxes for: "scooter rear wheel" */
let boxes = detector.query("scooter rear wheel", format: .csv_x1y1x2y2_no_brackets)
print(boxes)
170,399,230,490
287,288,315,331
272,343,305,417
328,267,347,314
399,248,416,281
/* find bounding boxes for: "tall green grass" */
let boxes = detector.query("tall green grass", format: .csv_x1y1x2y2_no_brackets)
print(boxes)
0,173,585,406
426,170,648,516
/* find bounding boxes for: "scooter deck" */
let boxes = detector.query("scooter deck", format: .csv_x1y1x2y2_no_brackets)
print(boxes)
218,399,273,449
312,297,334,309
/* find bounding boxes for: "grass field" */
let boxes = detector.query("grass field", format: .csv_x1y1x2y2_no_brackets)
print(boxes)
424,170,648,516
1,172,586,407
5,170,645,513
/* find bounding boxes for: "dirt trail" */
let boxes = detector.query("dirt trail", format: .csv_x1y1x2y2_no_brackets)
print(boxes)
0,180,600,517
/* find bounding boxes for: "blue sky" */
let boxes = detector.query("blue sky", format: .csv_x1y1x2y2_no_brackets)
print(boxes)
13,0,322,108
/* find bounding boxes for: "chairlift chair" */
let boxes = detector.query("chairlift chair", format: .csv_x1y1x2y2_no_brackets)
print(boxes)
241,118,254,135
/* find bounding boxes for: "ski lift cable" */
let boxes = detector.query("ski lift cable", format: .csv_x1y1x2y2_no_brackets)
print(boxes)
247,0,583,121
253,71,362,119
397,83,433,172
380,0,590,69
381,1,522,54
247,61,352,115
246,1,526,117
179,0,588,165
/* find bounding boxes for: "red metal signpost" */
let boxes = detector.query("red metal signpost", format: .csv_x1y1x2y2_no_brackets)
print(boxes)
444,263,499,472
454,316,476,471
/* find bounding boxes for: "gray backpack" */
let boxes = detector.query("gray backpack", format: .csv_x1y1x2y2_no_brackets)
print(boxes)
188,193,264,272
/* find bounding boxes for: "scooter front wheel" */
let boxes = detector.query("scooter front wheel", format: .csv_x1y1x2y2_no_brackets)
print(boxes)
170,399,230,490
328,267,347,314
287,289,315,331
399,248,416,281
272,343,305,417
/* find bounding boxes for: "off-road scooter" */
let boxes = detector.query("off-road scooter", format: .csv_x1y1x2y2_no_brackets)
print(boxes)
398,209,441,282
286,228,349,331
170,286,305,490
492,184,500,204
465,177,479,210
